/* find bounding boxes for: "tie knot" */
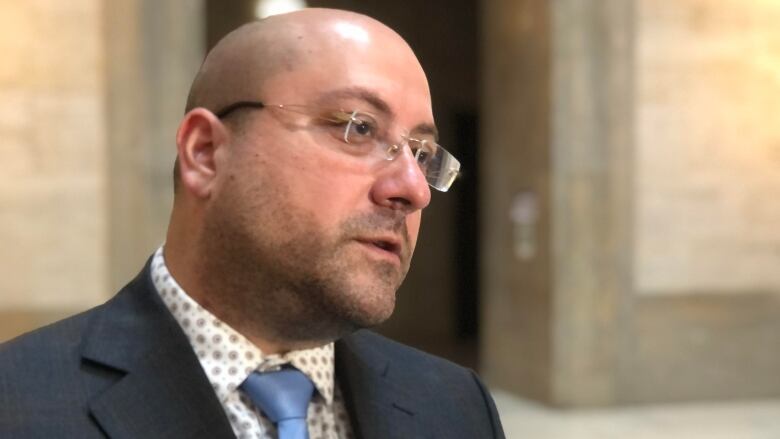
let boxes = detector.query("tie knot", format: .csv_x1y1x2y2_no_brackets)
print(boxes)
241,368,315,423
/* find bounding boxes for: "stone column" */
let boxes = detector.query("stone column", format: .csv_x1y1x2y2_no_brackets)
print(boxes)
481,0,636,406
480,0,555,402
547,0,634,406
482,0,780,406
105,0,205,290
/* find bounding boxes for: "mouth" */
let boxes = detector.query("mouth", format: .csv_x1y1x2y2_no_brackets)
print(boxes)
355,236,403,262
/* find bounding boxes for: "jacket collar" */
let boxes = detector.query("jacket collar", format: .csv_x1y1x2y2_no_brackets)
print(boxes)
80,260,236,439
336,331,428,439
80,260,426,439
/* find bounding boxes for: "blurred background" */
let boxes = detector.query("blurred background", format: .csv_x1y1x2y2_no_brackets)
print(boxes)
2,0,780,437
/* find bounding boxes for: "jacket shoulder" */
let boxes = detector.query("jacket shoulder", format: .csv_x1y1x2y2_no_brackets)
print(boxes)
341,329,468,374
0,306,101,368
338,330,506,438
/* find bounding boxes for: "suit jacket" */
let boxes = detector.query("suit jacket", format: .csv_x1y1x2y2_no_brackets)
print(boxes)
0,260,505,438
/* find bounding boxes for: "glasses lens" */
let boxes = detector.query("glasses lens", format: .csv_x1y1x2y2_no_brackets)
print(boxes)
425,145,460,192
333,109,461,191
402,138,461,192
411,140,435,170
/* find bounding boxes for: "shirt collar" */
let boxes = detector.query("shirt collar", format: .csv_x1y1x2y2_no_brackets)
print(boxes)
150,246,336,404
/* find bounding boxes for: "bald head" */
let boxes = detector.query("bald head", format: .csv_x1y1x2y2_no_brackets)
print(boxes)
185,8,419,114
175,8,430,192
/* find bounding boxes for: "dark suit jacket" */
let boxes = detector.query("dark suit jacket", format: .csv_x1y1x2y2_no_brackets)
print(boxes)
0,261,505,438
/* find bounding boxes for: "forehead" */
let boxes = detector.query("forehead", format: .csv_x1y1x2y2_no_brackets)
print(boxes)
258,27,433,120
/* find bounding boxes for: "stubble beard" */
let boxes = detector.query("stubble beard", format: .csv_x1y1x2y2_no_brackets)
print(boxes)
199,196,412,347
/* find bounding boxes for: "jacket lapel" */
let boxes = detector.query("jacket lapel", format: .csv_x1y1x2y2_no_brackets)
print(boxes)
336,332,429,439
80,262,236,439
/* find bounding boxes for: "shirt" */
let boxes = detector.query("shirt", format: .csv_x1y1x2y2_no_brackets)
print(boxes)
151,247,354,439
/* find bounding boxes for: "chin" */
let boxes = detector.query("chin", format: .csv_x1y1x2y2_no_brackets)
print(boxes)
304,249,406,335
338,285,398,329
352,300,396,328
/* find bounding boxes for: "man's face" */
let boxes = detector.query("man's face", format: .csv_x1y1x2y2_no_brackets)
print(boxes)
204,24,434,341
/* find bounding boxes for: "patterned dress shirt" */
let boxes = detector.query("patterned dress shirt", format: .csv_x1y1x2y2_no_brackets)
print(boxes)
151,247,354,439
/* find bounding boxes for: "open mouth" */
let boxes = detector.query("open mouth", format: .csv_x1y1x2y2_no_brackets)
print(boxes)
357,237,402,260
372,239,398,253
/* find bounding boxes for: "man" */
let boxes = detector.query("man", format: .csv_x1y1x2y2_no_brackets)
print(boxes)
0,8,504,439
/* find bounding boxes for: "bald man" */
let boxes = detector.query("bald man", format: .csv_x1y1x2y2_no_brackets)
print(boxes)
0,9,504,439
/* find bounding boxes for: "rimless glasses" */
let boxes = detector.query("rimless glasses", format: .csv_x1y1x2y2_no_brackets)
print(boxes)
214,101,461,192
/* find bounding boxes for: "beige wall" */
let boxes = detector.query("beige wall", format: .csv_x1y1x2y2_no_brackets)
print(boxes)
635,0,780,295
0,0,204,340
0,0,107,313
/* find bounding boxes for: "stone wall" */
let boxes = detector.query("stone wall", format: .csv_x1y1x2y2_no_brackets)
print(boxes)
0,0,107,318
635,0,780,294
0,0,204,340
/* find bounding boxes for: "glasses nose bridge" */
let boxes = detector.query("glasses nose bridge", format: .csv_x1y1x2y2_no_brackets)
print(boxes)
379,137,430,189
381,134,416,161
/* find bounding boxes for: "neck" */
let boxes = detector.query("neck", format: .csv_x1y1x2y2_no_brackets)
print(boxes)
165,233,336,355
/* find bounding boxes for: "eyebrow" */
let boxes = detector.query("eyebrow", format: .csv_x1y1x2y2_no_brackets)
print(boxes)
410,123,439,141
316,86,439,141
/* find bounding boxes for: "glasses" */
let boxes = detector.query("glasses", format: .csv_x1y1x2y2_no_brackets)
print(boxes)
214,101,461,192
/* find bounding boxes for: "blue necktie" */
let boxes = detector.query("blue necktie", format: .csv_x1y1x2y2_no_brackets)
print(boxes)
241,368,315,439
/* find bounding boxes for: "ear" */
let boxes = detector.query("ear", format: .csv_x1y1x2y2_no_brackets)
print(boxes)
175,108,229,198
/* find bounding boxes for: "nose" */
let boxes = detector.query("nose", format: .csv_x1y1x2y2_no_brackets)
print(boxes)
370,145,432,212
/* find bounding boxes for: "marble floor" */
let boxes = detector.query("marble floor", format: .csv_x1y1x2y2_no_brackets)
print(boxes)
492,390,780,439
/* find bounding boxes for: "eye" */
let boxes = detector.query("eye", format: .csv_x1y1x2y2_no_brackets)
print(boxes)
410,139,436,169
321,110,379,149
345,112,378,144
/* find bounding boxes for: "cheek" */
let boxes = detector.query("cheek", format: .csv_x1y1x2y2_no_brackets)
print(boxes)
406,213,422,248
277,153,375,227
228,129,381,234
294,179,371,239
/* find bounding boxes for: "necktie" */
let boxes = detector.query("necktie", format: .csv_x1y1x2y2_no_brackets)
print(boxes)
241,368,315,439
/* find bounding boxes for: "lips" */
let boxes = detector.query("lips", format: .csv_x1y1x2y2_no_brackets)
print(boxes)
355,235,403,261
